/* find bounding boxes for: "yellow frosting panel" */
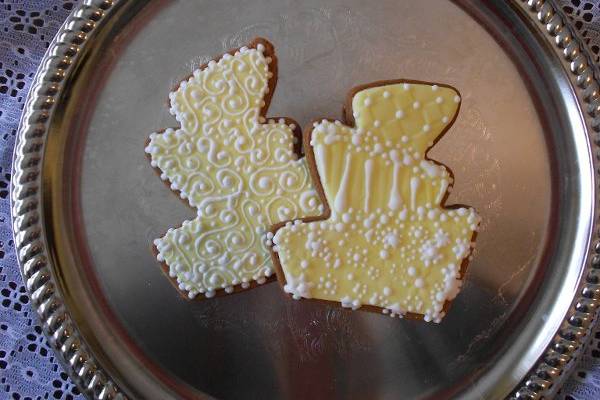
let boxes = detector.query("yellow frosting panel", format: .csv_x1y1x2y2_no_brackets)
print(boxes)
145,44,322,298
273,82,480,322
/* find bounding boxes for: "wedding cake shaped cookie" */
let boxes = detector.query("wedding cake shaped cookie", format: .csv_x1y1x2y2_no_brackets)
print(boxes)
271,81,480,322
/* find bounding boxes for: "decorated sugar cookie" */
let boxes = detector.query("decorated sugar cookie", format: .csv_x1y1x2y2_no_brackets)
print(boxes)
145,38,322,299
271,81,480,322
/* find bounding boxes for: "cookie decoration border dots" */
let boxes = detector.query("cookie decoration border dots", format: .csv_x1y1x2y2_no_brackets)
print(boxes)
8,0,600,399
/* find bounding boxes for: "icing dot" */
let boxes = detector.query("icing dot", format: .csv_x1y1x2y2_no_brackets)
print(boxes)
436,96,443,104
364,97,372,106
222,176,233,187
414,278,424,288
442,116,449,124
403,83,411,90
380,250,389,260
374,120,381,128
432,85,439,91
383,91,391,98
301,260,309,269
422,124,430,133
385,233,399,247
413,101,420,109
258,177,271,189
408,266,416,276
383,287,392,296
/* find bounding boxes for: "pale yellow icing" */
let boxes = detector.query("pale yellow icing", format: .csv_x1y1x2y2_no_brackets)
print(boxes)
272,83,480,322
145,43,322,298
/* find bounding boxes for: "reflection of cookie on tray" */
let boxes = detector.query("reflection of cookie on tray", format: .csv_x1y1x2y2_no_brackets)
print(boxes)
145,38,323,299
271,81,480,322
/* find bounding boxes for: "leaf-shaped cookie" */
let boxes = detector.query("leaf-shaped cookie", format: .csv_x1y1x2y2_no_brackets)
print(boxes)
271,81,480,322
145,39,322,299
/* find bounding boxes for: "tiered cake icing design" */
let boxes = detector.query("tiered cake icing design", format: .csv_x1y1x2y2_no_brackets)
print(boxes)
145,39,322,298
271,82,480,322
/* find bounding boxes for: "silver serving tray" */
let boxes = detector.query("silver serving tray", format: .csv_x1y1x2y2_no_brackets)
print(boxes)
11,0,600,399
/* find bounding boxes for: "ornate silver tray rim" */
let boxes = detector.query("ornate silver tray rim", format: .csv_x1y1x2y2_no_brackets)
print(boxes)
9,0,600,399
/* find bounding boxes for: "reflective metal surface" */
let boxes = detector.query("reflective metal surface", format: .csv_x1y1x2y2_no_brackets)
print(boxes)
12,0,600,399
